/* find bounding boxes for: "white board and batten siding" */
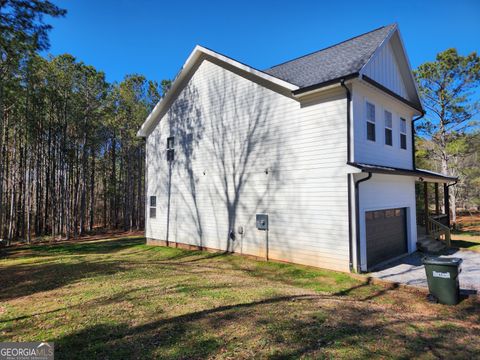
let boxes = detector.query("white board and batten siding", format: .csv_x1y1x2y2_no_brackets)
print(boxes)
146,59,351,272
362,41,409,100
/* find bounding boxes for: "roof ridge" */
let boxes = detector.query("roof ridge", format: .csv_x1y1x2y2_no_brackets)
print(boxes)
194,44,298,86
265,24,396,71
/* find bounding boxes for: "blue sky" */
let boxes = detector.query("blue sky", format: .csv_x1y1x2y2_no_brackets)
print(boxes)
46,0,480,84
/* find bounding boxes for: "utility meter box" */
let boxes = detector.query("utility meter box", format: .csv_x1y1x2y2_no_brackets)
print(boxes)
256,214,268,231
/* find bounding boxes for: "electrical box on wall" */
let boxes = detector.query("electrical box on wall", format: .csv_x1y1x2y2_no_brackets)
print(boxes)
256,214,268,231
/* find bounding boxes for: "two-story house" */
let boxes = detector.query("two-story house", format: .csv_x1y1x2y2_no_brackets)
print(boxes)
137,24,456,273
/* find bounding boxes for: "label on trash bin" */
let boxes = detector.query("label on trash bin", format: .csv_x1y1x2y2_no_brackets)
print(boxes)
432,271,450,279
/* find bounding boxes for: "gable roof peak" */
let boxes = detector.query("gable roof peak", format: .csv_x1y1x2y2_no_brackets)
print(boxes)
264,24,397,89
268,24,397,71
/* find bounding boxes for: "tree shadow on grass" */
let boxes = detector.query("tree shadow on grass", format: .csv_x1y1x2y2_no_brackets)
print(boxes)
0,243,236,303
262,303,480,359
53,294,480,360
1,237,145,260
54,295,313,359
0,260,128,301
146,249,228,263
450,239,480,250
27,237,145,255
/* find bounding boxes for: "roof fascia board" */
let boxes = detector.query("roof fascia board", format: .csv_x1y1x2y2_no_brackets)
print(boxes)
198,46,299,90
359,75,424,114
292,73,359,96
348,162,457,183
293,81,345,100
137,45,299,137
359,25,423,110
136,48,202,137
391,28,423,107
358,24,397,76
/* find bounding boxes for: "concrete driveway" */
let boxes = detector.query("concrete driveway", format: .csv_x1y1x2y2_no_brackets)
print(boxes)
370,249,480,294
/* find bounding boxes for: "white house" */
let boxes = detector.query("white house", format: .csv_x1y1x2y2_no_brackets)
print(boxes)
137,24,456,273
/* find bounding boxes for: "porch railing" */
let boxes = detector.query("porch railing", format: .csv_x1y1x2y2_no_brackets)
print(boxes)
427,216,451,247
431,214,449,227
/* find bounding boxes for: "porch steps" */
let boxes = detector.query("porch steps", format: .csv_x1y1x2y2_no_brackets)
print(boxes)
416,235,447,254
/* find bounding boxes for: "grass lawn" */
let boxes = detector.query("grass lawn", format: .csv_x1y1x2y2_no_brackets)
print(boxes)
452,213,480,252
0,234,479,359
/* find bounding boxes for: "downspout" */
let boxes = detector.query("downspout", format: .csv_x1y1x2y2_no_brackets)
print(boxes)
354,172,372,273
341,79,355,271
411,112,425,170
341,79,352,164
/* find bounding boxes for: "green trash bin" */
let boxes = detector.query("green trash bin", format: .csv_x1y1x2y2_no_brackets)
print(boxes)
422,256,462,305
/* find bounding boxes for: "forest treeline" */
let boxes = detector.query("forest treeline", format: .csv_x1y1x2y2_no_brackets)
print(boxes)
414,48,480,224
1,53,165,243
1,1,478,243
0,1,169,243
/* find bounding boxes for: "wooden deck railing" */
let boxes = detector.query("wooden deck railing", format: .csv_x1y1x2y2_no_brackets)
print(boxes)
431,214,449,227
427,216,451,247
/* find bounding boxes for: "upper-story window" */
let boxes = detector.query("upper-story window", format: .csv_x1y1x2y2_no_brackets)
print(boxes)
400,118,407,150
166,136,175,161
384,110,393,146
149,196,157,219
167,136,175,149
366,102,376,141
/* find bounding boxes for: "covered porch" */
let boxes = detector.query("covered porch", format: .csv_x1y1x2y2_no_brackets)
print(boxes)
416,176,457,251
349,163,458,268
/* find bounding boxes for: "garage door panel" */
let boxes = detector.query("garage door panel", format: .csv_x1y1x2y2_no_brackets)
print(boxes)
366,208,407,269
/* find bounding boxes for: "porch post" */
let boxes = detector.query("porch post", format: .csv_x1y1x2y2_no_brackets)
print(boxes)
435,183,440,215
424,182,429,234
444,183,451,228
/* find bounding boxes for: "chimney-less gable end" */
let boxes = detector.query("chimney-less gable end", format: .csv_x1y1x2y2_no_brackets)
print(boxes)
138,24,423,138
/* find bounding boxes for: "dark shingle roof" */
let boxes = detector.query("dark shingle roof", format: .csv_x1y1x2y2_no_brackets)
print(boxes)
264,24,396,90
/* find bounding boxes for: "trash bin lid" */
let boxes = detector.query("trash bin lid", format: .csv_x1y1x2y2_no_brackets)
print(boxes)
422,256,463,266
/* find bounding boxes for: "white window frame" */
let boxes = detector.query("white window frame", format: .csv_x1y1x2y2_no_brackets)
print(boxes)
366,101,376,142
167,136,175,149
149,196,157,219
166,136,175,162
400,118,407,150
384,110,393,146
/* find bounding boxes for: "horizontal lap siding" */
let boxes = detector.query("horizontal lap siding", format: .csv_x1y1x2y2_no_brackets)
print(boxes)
352,82,415,169
146,60,350,272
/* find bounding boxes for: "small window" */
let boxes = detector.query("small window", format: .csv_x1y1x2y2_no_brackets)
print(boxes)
149,196,157,219
366,102,376,141
166,136,175,162
384,111,393,146
167,136,175,149
400,118,407,133
400,118,407,150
